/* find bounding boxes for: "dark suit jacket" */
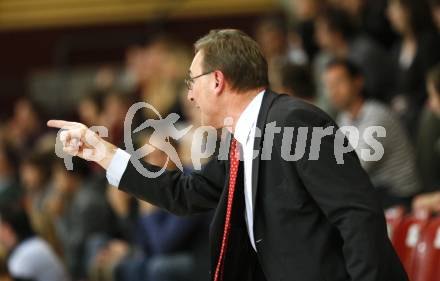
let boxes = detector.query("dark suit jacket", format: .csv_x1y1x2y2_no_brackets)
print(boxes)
118,90,409,281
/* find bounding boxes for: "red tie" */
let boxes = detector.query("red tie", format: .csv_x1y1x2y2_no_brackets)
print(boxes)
214,138,240,281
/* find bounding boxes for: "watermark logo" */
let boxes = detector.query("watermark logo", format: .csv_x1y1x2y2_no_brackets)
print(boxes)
54,102,386,178
124,102,192,178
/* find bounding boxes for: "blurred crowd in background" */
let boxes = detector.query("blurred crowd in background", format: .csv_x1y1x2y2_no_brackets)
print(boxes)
0,0,440,280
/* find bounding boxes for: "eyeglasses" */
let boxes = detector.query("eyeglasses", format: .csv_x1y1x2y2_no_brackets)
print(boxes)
184,71,213,90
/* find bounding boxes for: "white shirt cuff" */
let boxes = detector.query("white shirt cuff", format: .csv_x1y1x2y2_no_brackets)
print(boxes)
106,148,131,187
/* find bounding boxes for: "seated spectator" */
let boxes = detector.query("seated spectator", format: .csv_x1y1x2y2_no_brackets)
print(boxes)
323,59,421,208
20,151,63,259
138,36,189,120
286,0,323,62
3,98,43,159
279,62,316,103
412,63,440,212
77,89,105,127
47,157,112,280
429,0,440,33
255,16,292,91
0,141,22,207
386,0,440,136
328,0,396,48
0,206,69,281
100,92,133,146
314,7,393,108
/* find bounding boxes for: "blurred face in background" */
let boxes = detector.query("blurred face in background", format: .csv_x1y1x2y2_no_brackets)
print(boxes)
101,94,129,127
124,46,145,86
289,0,320,21
20,163,44,192
324,65,363,111
0,222,15,250
0,151,9,178
387,0,411,35
12,98,39,133
20,163,40,190
94,66,117,90
0,146,13,178
315,18,338,52
427,80,440,117
78,98,100,127
255,21,287,59
432,3,440,31
141,41,169,81
52,163,77,194
329,0,364,18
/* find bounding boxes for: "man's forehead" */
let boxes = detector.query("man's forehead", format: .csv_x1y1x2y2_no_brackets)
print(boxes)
189,51,203,73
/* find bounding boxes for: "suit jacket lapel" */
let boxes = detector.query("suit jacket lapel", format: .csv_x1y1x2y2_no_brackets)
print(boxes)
252,90,279,220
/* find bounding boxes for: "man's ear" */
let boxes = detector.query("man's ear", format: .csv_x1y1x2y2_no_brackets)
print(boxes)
213,70,226,95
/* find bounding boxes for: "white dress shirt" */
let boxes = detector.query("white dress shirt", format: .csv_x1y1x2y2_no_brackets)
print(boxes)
232,90,264,250
106,90,265,251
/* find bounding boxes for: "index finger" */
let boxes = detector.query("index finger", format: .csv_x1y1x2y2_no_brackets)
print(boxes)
47,120,80,129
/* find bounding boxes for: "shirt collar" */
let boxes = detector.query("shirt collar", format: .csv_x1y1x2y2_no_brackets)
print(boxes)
234,90,265,145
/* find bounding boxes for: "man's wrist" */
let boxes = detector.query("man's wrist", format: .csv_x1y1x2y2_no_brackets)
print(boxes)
105,147,131,187
98,141,118,170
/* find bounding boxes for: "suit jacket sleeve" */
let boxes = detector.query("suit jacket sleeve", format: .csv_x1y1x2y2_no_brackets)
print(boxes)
118,156,226,216
285,109,408,281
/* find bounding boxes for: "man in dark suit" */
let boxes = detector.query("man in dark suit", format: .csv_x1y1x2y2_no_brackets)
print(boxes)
48,29,408,281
